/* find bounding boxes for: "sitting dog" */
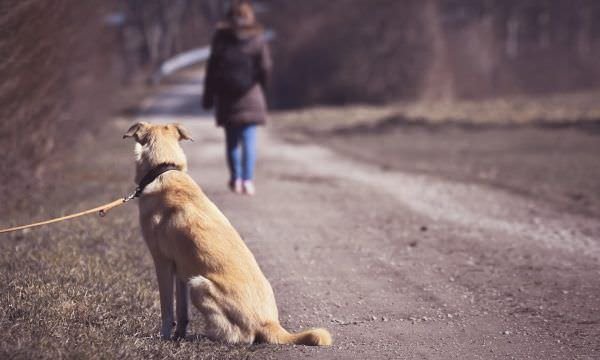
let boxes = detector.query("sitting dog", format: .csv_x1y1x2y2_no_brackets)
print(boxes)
123,122,331,345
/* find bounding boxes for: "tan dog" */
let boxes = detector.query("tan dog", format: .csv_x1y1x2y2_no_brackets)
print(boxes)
123,122,332,346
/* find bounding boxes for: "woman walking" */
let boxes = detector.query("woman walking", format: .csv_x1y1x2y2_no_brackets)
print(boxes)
202,0,272,196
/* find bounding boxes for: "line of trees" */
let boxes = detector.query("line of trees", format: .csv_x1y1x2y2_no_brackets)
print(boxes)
117,0,218,84
3,0,600,184
261,0,600,107
0,0,218,183
0,0,118,180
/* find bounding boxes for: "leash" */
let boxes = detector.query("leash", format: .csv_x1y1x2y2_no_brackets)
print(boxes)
0,197,132,234
0,163,180,235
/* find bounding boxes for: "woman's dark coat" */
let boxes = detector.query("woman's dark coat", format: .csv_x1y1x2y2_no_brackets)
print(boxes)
203,23,272,127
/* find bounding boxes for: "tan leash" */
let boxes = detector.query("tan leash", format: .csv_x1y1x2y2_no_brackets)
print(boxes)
0,163,181,235
0,197,132,234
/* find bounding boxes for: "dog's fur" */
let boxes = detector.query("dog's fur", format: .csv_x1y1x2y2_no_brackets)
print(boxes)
124,122,332,346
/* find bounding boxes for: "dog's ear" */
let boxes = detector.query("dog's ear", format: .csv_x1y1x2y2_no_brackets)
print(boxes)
123,122,150,143
173,123,193,141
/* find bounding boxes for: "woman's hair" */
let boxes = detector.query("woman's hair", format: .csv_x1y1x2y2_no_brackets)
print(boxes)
226,0,256,27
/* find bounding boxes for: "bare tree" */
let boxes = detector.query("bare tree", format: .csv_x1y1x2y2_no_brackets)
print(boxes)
421,0,455,101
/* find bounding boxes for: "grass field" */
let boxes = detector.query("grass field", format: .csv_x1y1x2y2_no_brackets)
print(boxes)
272,90,600,132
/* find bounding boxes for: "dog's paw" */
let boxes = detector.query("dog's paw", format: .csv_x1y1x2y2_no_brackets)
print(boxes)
173,329,187,341
160,323,174,340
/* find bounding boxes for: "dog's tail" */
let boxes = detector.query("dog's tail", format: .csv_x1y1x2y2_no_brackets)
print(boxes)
259,321,332,346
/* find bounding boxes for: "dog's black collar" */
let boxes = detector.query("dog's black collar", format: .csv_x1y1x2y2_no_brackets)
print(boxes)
134,163,180,198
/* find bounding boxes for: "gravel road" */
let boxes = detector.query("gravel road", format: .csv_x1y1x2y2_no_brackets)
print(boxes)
137,71,600,359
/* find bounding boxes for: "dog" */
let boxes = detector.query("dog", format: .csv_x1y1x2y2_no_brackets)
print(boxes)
123,122,332,346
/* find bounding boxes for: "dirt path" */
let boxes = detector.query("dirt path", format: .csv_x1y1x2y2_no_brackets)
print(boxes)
133,71,600,359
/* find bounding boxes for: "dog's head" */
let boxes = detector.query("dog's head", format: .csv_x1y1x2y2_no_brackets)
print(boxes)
123,122,193,183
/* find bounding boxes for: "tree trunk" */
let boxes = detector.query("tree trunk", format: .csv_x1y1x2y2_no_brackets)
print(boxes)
420,0,455,101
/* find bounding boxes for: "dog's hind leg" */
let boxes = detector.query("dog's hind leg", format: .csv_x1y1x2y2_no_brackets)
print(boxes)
153,256,175,340
189,276,249,343
174,277,189,339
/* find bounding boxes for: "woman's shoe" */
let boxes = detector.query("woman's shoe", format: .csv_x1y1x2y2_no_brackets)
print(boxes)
242,180,255,196
229,179,243,194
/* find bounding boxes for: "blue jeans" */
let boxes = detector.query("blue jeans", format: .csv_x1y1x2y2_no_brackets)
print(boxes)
225,124,258,181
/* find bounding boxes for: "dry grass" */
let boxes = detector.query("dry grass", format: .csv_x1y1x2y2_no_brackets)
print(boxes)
0,119,272,359
0,0,118,177
272,90,600,131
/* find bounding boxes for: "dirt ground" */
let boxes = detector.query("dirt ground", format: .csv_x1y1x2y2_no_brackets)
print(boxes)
1,71,599,359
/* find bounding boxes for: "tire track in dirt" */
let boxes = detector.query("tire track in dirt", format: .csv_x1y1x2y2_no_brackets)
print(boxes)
262,136,600,261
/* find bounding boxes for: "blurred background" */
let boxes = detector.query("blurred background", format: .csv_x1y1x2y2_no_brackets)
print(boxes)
2,2,600,357
2,0,600,179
